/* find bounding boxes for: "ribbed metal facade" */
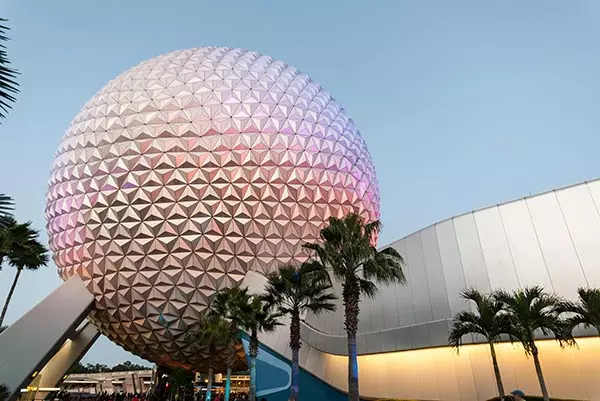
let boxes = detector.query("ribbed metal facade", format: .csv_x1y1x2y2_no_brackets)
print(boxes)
303,179,600,355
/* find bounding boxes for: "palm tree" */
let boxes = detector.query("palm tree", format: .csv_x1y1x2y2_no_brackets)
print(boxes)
0,218,49,326
0,18,19,121
303,213,405,401
495,286,574,401
237,293,281,401
449,288,511,399
212,286,251,401
194,313,231,401
557,287,600,335
263,263,337,401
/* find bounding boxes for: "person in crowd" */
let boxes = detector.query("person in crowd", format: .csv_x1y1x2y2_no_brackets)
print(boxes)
511,389,526,401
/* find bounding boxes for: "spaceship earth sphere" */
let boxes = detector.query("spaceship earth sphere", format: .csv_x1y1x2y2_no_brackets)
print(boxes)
45,47,380,367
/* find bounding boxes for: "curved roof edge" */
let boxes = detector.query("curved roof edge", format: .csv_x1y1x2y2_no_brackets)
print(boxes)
379,177,600,250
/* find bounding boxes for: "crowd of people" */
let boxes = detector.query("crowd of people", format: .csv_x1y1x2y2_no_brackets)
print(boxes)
48,391,149,401
46,391,266,401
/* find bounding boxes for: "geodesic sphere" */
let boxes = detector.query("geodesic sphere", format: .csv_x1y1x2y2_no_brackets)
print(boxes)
45,47,380,367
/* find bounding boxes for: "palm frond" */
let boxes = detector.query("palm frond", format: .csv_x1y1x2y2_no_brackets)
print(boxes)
0,194,14,229
558,288,600,334
264,262,336,320
0,217,49,271
493,286,574,354
0,19,19,121
448,288,511,352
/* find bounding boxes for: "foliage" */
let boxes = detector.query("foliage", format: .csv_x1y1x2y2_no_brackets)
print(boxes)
0,194,13,229
194,313,232,362
0,217,48,270
169,368,194,392
212,286,251,328
263,262,336,401
68,361,150,374
557,287,600,335
0,384,8,401
304,213,405,300
237,293,281,401
0,18,19,121
303,213,405,401
264,262,336,346
237,294,282,357
449,288,511,349
449,288,513,398
494,286,574,354
111,361,152,372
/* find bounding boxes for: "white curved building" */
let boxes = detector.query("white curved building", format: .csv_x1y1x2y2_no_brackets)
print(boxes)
243,178,600,401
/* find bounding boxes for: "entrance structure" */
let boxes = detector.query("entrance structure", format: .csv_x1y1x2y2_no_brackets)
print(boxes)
0,277,99,401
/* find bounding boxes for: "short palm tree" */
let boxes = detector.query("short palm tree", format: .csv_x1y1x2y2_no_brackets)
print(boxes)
0,18,19,121
449,288,511,399
557,287,600,335
304,213,405,401
0,218,49,326
237,293,281,401
194,313,232,401
495,286,574,401
212,286,251,401
264,263,336,401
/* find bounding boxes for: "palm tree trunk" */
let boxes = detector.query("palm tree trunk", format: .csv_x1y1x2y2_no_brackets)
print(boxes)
343,279,360,401
0,267,22,327
532,346,550,401
249,330,258,401
224,364,232,401
290,309,301,401
488,342,505,398
206,366,213,401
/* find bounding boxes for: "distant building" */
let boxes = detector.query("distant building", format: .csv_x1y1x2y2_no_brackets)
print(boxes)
61,370,154,394
193,373,249,395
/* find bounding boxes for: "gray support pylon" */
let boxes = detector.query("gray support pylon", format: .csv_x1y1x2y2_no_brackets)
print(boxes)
33,321,100,400
0,276,95,401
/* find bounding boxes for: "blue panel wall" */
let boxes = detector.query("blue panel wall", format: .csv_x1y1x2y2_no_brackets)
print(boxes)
241,335,349,401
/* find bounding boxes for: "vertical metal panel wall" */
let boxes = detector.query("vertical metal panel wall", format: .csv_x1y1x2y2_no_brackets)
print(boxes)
302,179,600,355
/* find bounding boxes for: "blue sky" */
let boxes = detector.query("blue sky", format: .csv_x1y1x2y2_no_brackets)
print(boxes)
1,0,600,366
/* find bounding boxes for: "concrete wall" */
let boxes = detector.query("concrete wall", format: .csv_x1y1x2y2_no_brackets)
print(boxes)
64,370,154,394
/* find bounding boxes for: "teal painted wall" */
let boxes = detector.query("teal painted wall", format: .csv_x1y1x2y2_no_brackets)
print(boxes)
241,336,349,401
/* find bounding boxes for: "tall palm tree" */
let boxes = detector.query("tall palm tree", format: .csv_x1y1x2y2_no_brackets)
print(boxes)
263,263,337,401
0,218,49,326
212,286,251,401
495,286,574,401
194,314,231,401
448,288,511,399
237,293,281,401
303,213,405,401
557,287,600,335
0,18,19,121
